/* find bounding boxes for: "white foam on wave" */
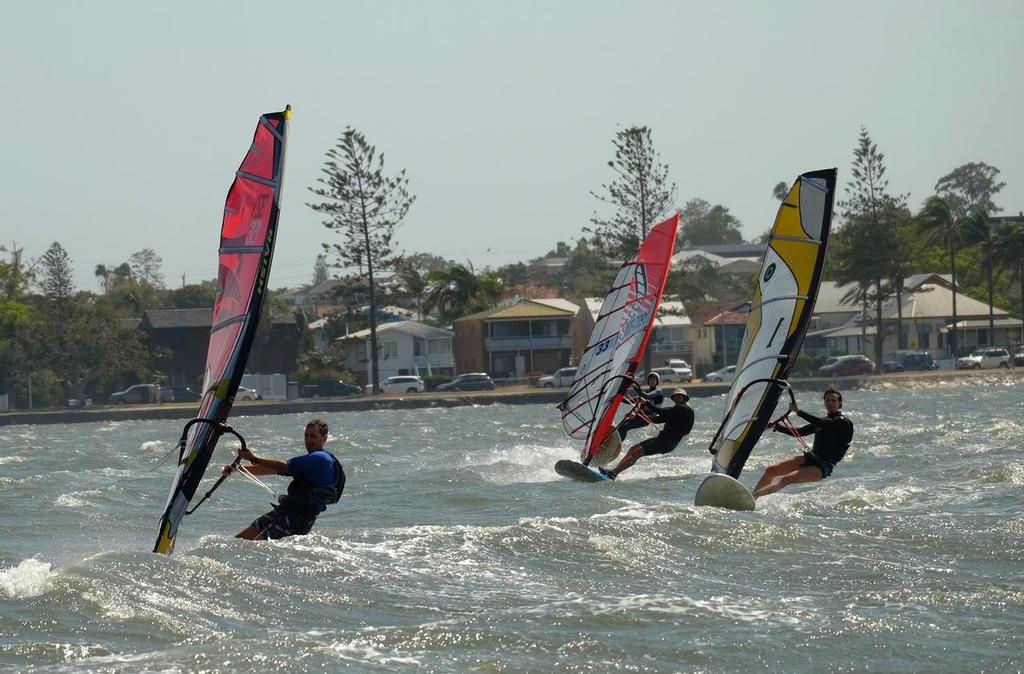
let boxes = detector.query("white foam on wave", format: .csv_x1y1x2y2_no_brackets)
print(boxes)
325,637,421,666
54,489,104,508
0,454,27,465
0,558,57,598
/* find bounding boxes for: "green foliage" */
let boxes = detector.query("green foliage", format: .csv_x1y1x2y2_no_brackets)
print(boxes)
934,162,1005,220
422,374,451,391
165,281,217,309
293,348,352,383
39,242,75,300
0,243,35,301
679,198,744,246
586,126,676,259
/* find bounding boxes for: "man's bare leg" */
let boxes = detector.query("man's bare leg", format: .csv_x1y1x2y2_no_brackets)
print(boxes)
752,465,822,498
606,444,645,478
752,456,804,494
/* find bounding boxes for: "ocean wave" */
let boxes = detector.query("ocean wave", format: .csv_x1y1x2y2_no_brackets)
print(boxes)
0,558,57,598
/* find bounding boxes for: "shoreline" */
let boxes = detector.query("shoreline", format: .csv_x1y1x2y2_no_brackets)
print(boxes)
1,368,1020,427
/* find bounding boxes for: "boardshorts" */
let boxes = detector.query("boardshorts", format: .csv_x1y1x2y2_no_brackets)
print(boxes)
639,435,679,456
801,452,834,479
252,506,316,540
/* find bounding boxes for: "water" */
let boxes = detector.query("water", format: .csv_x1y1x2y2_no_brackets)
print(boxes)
1,377,1022,673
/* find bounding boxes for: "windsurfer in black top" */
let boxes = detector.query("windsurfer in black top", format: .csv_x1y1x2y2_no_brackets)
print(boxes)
601,388,694,480
752,387,853,499
617,371,665,440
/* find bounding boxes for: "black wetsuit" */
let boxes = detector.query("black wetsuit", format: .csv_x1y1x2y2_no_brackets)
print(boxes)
617,386,665,440
638,402,694,455
774,410,853,477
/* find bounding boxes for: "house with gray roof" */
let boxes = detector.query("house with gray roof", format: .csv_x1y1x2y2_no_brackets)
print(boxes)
337,320,455,385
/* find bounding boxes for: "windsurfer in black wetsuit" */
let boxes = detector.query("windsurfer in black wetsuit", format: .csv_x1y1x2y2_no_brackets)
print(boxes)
600,388,694,480
752,387,853,498
223,418,346,540
617,371,665,440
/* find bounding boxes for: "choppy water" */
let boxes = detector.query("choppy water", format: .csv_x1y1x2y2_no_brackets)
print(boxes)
1,377,1023,673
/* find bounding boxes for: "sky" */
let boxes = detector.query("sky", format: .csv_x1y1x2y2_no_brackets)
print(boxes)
1,0,1022,292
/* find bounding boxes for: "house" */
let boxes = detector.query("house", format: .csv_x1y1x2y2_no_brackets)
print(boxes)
691,308,748,376
140,307,300,387
809,273,1019,358
452,298,593,378
337,321,455,385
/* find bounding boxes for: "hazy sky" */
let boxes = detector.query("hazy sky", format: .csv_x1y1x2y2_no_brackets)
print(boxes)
2,1,1021,291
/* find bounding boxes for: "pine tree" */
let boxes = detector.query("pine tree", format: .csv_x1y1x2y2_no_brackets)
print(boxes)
307,128,415,393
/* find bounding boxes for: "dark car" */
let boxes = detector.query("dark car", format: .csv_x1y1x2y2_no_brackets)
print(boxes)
819,355,875,377
436,373,496,392
109,383,158,405
302,379,363,397
881,351,936,372
170,386,202,403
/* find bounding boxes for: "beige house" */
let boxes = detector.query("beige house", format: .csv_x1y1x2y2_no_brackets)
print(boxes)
810,273,1020,358
452,298,593,378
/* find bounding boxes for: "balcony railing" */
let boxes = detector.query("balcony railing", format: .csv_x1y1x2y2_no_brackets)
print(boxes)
485,335,572,351
649,340,693,353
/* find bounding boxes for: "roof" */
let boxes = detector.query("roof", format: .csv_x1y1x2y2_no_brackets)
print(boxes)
681,243,767,258
339,320,454,341
142,307,296,330
704,311,748,326
944,317,1023,331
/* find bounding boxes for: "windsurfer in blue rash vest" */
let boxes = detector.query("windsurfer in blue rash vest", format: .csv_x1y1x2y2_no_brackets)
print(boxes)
751,388,853,498
223,418,346,540
617,371,664,440
600,388,694,480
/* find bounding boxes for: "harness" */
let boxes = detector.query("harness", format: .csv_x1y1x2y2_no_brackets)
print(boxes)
281,452,346,512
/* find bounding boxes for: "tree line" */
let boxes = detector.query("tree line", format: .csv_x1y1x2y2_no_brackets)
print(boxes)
3,124,1019,408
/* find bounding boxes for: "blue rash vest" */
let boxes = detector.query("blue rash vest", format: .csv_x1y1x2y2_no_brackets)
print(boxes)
282,450,344,514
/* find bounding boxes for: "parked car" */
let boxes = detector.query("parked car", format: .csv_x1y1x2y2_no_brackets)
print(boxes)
538,367,577,388
1015,350,1024,367
640,366,689,384
302,379,363,397
818,355,875,377
366,375,425,394
109,383,160,405
436,373,496,392
881,351,937,373
956,348,1010,370
703,365,736,383
236,385,262,401
666,358,695,382
170,386,202,403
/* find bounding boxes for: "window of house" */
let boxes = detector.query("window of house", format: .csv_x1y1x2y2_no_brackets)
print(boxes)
380,341,398,359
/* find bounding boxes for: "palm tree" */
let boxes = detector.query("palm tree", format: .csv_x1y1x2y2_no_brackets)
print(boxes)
423,263,480,324
963,211,997,344
991,218,1024,338
917,196,963,356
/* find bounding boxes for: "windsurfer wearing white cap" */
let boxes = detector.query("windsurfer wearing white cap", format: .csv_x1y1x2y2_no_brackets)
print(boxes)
600,388,694,480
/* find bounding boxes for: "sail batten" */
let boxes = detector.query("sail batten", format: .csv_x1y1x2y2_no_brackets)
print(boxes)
154,106,291,555
706,169,836,479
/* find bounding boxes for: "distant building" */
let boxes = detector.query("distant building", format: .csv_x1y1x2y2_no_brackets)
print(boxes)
337,321,455,385
140,308,300,387
452,298,592,378
808,273,1020,358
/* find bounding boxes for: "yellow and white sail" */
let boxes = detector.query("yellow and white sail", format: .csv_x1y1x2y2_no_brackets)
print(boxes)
707,168,837,478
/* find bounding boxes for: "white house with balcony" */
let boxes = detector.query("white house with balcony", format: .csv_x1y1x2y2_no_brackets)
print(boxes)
337,320,455,386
